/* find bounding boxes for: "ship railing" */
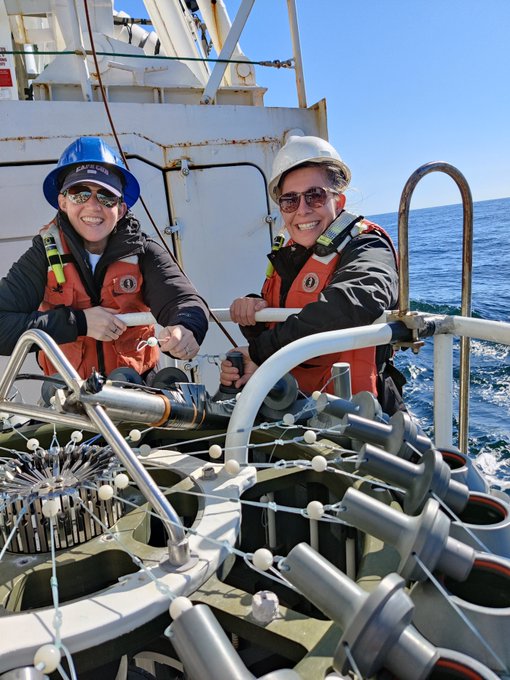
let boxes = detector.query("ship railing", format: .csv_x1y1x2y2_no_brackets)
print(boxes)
395,161,474,452
221,313,510,464
10,308,507,467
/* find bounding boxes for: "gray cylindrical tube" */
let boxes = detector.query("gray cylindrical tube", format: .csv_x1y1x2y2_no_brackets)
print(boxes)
332,362,352,400
170,604,255,680
341,486,410,548
321,394,358,419
444,478,471,514
342,413,392,447
384,626,438,680
358,443,420,487
79,385,167,424
436,536,476,582
0,670,46,680
283,542,365,624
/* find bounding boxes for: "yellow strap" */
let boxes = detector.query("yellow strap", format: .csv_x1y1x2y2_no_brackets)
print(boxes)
265,233,286,278
42,234,66,285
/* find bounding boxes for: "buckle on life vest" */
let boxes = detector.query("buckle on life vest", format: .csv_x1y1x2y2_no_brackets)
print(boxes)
314,210,364,257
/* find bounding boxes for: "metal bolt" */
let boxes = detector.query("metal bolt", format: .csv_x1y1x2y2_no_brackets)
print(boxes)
202,464,217,480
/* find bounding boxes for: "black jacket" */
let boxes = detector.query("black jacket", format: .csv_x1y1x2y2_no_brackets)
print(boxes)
0,211,208,355
243,229,399,367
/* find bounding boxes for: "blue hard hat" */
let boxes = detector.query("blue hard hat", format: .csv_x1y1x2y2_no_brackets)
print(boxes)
43,137,141,209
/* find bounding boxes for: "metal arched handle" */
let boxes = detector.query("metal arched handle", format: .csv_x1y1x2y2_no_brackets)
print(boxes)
397,161,474,452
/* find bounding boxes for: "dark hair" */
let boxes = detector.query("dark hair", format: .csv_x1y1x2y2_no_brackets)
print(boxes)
277,161,347,197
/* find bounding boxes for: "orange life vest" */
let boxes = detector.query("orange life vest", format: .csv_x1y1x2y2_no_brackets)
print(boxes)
262,216,393,396
37,221,159,379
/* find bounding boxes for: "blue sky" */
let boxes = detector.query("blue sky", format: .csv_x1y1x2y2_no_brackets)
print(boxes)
114,0,510,215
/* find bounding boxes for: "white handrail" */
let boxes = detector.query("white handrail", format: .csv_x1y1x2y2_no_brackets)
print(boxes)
116,308,302,325
224,324,395,463
224,315,510,462
433,316,510,449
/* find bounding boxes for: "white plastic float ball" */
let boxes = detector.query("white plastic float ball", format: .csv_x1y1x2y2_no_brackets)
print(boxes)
311,455,327,472
139,444,152,457
114,473,130,490
282,413,295,426
209,444,223,460
50,396,56,406
34,644,61,673
307,500,324,520
129,429,142,442
304,430,317,444
98,484,114,501
70,430,83,443
42,499,59,519
253,548,274,571
311,391,322,401
169,596,193,620
26,438,39,451
147,337,158,347
224,459,240,476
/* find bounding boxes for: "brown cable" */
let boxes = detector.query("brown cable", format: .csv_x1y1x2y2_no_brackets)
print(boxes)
81,0,238,347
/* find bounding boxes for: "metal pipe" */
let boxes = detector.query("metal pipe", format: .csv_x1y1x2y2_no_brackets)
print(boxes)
78,385,168,424
68,0,93,102
309,518,319,551
286,0,307,108
264,491,277,549
170,604,256,680
0,402,92,430
195,0,255,87
83,401,189,565
397,162,473,452
115,307,302,326
208,307,302,323
434,334,454,448
200,0,255,104
284,542,364,623
451,315,510,344
0,329,82,401
331,362,352,399
121,307,509,330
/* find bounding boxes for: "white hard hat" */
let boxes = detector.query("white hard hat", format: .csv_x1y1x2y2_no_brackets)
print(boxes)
268,135,351,201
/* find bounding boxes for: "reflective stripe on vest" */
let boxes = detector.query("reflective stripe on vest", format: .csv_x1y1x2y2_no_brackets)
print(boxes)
37,223,158,379
261,218,392,395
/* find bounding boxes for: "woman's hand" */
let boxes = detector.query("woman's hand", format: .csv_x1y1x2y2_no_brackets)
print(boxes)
229,297,267,326
220,346,258,388
83,307,127,341
158,325,198,359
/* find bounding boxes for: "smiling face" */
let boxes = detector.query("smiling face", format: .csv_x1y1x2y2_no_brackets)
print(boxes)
58,182,127,254
279,165,345,248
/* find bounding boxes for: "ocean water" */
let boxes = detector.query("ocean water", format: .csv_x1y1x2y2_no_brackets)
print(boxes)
370,197,510,488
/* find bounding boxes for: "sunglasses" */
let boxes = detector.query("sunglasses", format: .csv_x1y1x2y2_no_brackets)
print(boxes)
278,186,339,213
63,184,121,208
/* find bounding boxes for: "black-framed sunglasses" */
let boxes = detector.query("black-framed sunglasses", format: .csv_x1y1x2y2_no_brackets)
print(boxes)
278,186,339,213
63,184,121,208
